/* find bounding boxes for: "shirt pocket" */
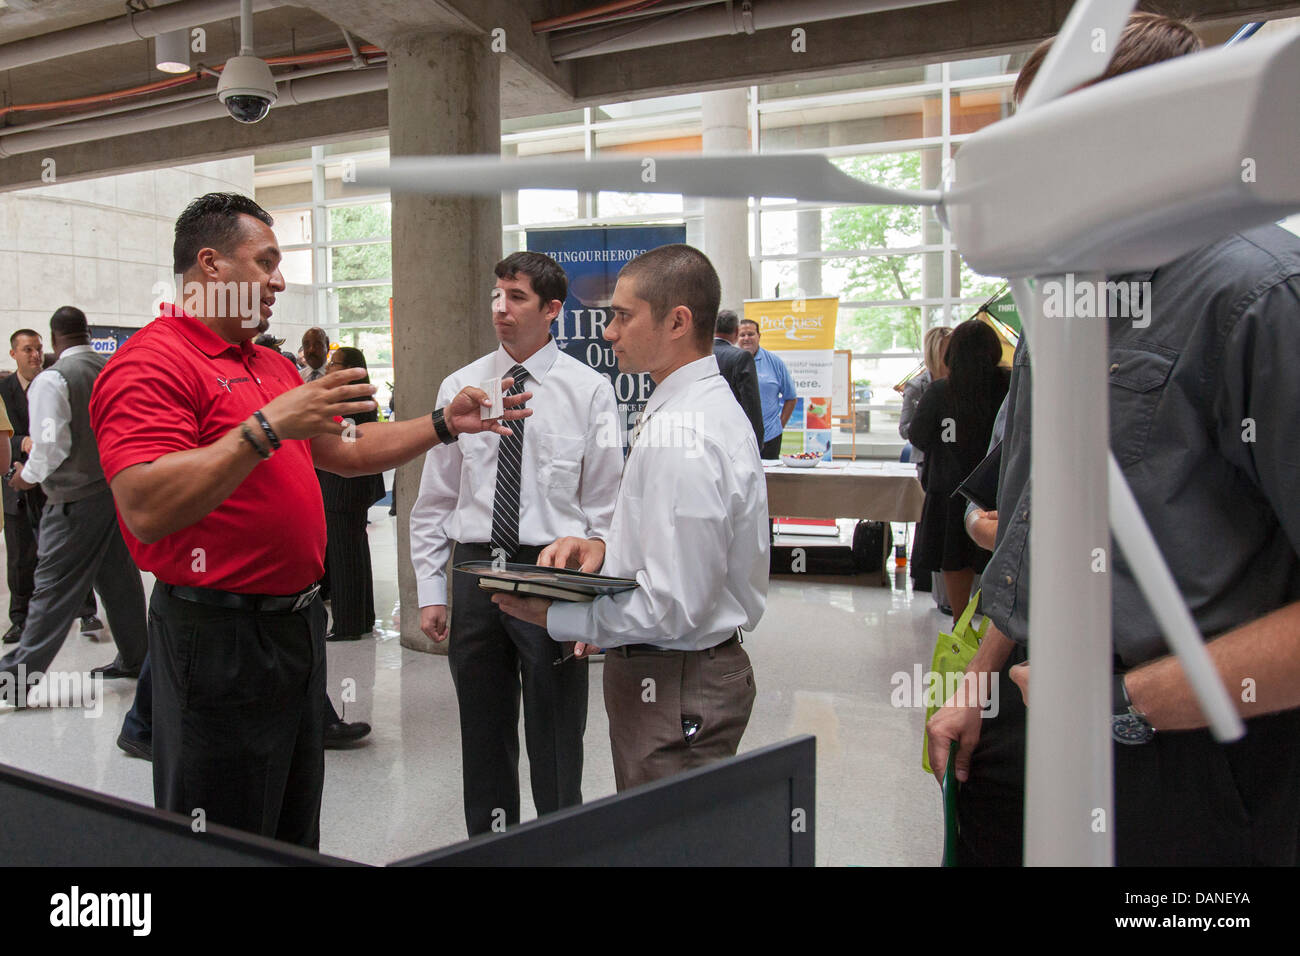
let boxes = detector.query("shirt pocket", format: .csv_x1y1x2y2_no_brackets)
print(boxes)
537,432,584,493
1108,346,1176,468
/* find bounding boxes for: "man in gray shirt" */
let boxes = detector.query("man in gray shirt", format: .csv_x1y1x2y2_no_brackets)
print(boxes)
929,13,1300,865
933,225,1300,866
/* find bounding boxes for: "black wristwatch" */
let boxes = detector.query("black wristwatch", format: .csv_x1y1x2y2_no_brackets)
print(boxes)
431,406,457,444
1112,673,1155,745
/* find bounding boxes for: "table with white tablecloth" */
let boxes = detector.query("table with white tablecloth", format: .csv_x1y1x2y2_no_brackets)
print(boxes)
763,460,924,523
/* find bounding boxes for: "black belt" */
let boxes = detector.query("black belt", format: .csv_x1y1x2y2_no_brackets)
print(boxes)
162,583,320,613
616,631,742,657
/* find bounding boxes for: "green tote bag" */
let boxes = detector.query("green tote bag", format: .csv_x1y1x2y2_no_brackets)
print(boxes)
920,590,989,775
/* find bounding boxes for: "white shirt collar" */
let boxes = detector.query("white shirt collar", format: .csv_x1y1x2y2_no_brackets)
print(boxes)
58,345,95,359
494,336,559,386
641,354,720,419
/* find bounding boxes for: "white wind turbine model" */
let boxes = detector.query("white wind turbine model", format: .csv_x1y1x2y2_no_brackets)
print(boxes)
362,0,1300,865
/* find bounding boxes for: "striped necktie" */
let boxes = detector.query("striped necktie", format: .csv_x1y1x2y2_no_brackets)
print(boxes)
490,365,530,560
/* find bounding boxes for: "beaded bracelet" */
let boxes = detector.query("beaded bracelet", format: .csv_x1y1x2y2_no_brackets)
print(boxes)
251,409,282,451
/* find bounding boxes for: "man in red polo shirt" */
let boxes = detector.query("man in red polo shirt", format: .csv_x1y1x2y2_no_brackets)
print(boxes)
90,193,530,848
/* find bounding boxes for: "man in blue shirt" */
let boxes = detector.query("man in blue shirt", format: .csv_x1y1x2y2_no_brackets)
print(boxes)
738,318,797,459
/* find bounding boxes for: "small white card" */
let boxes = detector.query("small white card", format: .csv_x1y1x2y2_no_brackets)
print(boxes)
480,377,503,420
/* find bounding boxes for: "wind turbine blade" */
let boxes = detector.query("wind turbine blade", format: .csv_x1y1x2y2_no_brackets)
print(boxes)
947,29,1300,277
1017,0,1139,111
1108,455,1245,742
362,155,940,206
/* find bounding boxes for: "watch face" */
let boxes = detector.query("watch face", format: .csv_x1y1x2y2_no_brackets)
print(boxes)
1112,713,1155,745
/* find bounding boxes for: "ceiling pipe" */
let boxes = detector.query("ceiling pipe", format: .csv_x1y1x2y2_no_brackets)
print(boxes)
549,0,950,60
535,0,720,34
0,66,388,158
0,57,386,137
0,0,283,73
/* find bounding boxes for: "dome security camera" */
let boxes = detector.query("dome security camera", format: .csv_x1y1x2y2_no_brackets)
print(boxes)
217,55,278,124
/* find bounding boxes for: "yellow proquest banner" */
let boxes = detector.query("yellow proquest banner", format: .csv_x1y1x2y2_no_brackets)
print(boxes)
744,297,839,460
743,296,838,350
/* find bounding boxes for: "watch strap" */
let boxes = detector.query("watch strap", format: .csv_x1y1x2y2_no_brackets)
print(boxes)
432,407,457,444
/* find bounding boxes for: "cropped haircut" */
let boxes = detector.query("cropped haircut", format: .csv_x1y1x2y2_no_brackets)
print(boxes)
50,306,88,338
618,244,721,350
173,192,274,276
1013,12,1202,106
495,251,568,306
715,309,739,337
10,328,40,348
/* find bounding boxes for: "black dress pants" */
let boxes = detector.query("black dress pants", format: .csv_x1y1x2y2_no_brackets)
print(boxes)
760,435,783,460
323,508,375,637
449,542,588,836
956,643,1300,865
149,584,327,849
4,499,39,628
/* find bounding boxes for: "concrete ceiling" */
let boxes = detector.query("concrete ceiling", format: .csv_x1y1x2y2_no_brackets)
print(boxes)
2,0,1299,192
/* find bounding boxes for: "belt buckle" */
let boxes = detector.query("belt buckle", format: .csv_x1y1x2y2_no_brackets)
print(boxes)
291,585,320,612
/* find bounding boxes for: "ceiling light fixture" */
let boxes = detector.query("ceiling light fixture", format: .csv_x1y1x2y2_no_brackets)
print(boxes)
154,29,190,73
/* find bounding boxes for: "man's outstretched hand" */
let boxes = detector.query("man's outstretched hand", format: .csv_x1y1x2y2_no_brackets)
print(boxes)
445,376,532,438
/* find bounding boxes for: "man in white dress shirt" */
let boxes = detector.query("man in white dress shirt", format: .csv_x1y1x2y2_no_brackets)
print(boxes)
495,244,767,791
0,307,147,705
411,251,622,835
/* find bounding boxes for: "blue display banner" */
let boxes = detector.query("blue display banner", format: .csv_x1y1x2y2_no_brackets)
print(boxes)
88,325,142,356
527,225,686,444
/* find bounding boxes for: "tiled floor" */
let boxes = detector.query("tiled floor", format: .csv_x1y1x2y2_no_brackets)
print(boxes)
0,508,949,866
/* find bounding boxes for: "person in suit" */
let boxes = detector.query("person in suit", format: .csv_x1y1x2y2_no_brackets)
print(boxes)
318,346,386,641
1,329,101,646
300,328,329,383
712,309,764,451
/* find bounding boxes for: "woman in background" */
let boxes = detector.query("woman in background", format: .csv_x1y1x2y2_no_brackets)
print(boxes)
908,320,1009,624
318,347,387,641
899,325,951,471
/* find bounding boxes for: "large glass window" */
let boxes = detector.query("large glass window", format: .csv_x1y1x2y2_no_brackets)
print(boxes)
256,53,1020,453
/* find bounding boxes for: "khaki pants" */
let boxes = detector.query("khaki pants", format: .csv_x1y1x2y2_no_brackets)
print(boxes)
603,637,756,791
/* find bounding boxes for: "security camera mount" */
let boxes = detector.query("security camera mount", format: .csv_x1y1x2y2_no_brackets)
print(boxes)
216,0,276,124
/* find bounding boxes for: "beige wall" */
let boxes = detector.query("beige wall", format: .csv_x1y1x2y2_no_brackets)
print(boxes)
0,158,254,353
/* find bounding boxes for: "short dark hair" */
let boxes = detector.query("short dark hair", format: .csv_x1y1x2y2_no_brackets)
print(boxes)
50,306,88,338
715,309,739,337
619,244,721,350
494,251,568,306
9,328,40,348
1013,12,1202,105
739,318,760,333
173,192,274,276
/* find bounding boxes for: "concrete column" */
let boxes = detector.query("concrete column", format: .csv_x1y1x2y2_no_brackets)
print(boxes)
796,209,822,298
700,89,750,312
390,32,501,655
